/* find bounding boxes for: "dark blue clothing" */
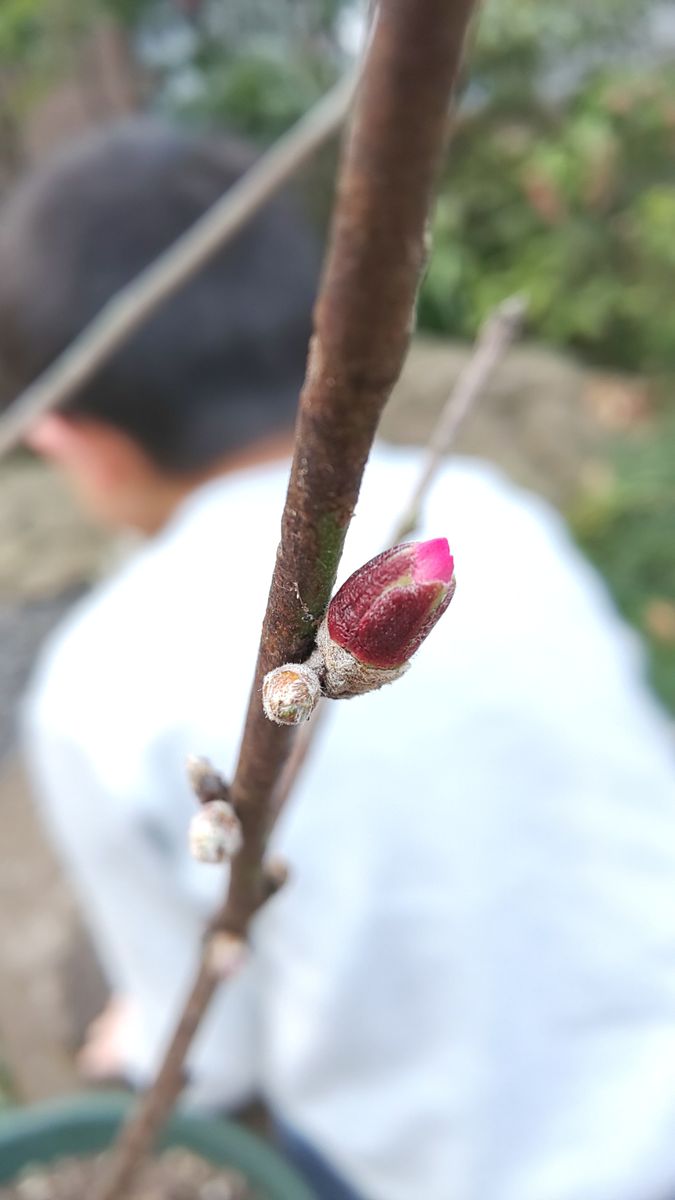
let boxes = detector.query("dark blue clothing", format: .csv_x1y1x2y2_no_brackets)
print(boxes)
276,1122,364,1200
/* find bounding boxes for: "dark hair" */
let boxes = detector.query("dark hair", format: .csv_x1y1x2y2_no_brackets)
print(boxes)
0,119,320,472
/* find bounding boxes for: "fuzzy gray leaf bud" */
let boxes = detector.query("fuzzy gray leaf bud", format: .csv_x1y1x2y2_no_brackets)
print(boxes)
261,857,290,900
186,754,231,804
262,661,321,725
189,800,243,864
205,931,248,979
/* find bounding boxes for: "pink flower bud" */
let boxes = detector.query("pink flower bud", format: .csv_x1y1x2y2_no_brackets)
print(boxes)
326,538,455,669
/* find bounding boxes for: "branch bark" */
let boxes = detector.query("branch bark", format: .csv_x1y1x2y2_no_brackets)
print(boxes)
92,2,479,1196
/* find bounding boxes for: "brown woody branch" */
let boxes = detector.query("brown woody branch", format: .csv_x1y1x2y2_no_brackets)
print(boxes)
92,2,479,1196
273,293,527,818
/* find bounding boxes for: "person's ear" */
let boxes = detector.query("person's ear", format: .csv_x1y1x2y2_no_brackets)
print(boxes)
25,412,165,534
25,413,82,462
26,414,143,489
25,414,178,533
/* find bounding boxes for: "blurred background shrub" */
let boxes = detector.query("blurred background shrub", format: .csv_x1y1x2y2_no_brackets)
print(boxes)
2,0,672,375
425,0,675,376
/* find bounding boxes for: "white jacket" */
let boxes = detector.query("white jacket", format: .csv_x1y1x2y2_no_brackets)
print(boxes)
24,446,675,1200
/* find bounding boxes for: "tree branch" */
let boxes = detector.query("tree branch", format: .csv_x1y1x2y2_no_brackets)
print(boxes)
91,2,479,1196
273,293,526,817
0,71,357,459
392,294,526,542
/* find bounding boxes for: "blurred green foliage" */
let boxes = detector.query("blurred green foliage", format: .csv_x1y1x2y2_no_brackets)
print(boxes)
0,0,92,63
0,0,345,144
422,66,675,375
421,0,675,375
572,414,675,712
0,1057,16,1108
162,1,344,141
182,53,335,142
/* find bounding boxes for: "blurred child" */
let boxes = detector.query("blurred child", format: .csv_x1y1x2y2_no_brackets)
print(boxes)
2,121,675,1200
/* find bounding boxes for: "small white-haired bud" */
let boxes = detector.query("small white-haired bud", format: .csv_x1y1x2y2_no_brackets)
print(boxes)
205,932,248,979
262,662,321,725
262,856,289,900
186,754,230,803
189,800,243,864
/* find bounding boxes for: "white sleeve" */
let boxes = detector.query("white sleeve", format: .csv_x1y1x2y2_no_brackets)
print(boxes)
22,715,260,1111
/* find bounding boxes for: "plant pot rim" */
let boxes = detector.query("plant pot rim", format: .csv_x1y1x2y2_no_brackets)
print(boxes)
0,1091,314,1199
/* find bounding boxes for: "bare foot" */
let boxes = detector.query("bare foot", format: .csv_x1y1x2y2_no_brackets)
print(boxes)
77,995,135,1082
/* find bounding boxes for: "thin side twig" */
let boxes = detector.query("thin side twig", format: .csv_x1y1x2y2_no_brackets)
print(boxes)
91,2,479,1196
0,71,357,459
391,294,527,541
273,293,526,815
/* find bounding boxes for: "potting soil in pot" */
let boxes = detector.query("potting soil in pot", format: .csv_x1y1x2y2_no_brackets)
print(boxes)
0,1147,260,1199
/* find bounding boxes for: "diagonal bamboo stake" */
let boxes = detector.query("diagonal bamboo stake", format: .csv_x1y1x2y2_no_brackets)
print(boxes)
273,293,527,817
92,2,479,1197
0,71,357,459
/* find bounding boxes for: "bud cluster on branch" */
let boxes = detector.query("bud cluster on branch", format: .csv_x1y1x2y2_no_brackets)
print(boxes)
263,537,455,725
186,755,243,865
